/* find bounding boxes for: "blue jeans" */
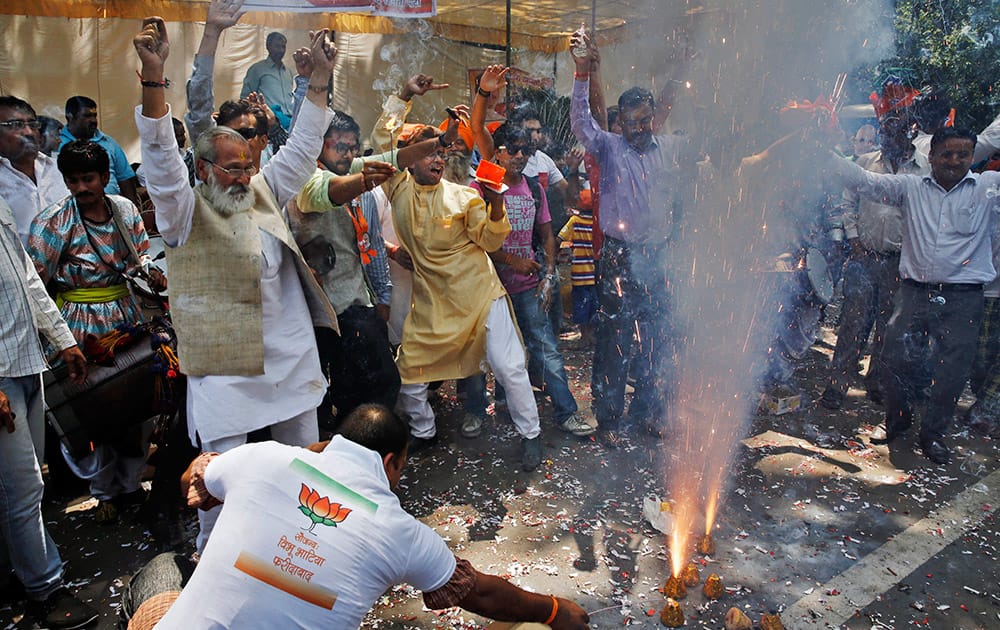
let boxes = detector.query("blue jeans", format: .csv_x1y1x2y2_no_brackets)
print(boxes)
0,374,64,599
591,238,673,429
507,289,578,422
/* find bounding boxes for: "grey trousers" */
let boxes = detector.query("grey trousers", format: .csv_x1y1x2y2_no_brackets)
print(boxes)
828,250,899,393
881,281,984,442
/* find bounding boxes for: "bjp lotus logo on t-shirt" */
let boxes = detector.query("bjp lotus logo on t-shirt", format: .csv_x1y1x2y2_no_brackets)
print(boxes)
298,483,353,533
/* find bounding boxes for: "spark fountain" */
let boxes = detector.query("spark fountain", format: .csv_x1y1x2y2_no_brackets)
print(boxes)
607,0,895,618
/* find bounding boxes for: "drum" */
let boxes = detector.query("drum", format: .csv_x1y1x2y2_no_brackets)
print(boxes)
44,324,177,458
804,247,834,304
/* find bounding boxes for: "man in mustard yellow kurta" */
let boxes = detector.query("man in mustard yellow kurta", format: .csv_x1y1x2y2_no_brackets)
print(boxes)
386,126,543,472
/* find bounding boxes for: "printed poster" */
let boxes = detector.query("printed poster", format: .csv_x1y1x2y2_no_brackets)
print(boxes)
241,0,436,16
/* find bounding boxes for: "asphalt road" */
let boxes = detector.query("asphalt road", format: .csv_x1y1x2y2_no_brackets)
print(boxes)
3,319,999,630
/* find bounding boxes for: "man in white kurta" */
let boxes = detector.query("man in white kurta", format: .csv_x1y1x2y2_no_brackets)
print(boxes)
133,18,339,548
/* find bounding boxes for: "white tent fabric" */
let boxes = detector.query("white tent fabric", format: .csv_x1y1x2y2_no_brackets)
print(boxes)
0,12,668,164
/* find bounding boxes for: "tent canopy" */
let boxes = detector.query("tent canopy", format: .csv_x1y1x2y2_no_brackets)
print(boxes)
3,0,649,52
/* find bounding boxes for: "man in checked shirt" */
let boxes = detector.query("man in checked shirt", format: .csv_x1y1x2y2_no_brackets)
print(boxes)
0,194,94,628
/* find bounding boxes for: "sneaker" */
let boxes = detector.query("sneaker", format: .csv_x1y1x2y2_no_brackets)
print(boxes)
818,386,845,410
866,387,883,405
521,436,542,472
26,587,99,629
460,413,484,438
558,413,595,437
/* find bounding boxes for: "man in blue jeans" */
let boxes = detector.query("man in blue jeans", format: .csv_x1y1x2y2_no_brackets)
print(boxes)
569,36,687,447
466,124,592,439
0,195,95,628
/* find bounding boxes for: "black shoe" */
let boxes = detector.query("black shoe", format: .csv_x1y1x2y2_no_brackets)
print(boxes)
818,387,845,410
26,587,99,629
865,387,883,405
920,439,951,465
115,488,148,508
407,434,438,455
521,436,542,472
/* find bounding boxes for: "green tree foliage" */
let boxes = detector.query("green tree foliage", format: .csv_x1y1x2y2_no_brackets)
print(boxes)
859,0,1000,130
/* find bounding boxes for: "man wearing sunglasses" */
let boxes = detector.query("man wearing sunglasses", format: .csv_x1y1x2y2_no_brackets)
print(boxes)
183,0,287,175
0,96,70,244
469,124,591,442
135,18,340,551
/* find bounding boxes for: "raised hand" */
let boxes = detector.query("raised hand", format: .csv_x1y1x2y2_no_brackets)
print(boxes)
401,73,449,100
245,92,277,129
565,144,585,174
449,103,471,124
133,16,170,74
206,0,245,31
308,29,337,77
293,47,314,78
441,115,462,146
478,65,509,95
568,30,591,72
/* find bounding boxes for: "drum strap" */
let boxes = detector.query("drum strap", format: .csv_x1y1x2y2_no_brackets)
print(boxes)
77,199,164,305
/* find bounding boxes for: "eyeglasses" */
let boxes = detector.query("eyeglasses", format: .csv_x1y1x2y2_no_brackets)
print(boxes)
499,144,530,156
621,116,653,129
330,141,360,154
203,159,258,178
0,119,41,131
233,127,261,140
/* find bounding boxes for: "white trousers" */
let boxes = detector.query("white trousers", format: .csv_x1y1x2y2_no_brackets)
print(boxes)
398,297,540,440
195,408,318,552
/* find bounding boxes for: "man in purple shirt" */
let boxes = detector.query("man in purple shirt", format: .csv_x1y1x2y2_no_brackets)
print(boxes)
569,36,686,447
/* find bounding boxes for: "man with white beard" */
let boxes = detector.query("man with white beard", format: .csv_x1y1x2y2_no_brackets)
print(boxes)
133,17,339,550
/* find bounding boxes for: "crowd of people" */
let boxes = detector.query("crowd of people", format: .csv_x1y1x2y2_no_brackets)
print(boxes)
3,0,1000,627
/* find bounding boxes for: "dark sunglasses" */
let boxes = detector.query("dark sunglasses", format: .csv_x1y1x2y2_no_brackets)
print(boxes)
500,144,530,156
233,127,261,140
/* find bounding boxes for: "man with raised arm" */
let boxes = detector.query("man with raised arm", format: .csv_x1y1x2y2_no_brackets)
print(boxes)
186,0,288,168
384,122,545,472
288,106,459,426
835,127,1000,465
568,32,688,447
133,17,339,549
